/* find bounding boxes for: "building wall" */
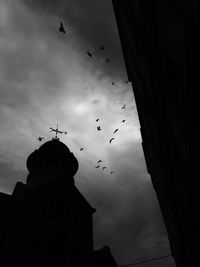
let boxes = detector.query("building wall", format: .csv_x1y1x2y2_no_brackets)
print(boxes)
0,180,94,267
0,193,17,254
112,1,199,266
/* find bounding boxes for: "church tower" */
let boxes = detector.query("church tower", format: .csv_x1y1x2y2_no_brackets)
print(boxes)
1,138,96,266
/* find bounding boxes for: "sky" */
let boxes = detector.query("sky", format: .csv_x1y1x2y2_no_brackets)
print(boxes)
0,0,176,266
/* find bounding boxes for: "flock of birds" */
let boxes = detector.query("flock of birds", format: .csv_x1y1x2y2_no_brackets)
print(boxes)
36,21,131,176
37,102,128,176
59,21,112,65
59,22,111,64
94,106,126,146
59,22,130,86
79,104,127,175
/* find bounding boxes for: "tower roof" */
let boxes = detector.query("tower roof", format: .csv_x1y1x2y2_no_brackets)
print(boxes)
26,139,79,176
37,138,70,155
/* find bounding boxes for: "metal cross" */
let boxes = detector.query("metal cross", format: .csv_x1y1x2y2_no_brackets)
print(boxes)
50,124,67,140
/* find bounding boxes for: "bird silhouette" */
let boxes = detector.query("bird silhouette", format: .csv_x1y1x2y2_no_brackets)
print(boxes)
97,126,102,131
59,22,66,34
37,137,44,142
121,120,126,123
87,51,92,57
106,58,111,63
122,104,126,109
96,118,99,122
112,82,115,86
102,167,107,170
97,160,102,163
100,45,104,50
80,148,84,151
113,129,119,134
109,138,115,143
95,165,100,168
110,171,114,174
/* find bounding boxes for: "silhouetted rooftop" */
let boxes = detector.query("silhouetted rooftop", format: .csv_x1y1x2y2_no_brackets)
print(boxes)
37,138,70,155
26,139,79,176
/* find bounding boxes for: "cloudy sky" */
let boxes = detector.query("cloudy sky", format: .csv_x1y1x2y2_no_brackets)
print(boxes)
0,0,176,266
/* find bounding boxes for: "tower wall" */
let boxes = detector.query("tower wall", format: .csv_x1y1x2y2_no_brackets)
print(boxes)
1,140,95,267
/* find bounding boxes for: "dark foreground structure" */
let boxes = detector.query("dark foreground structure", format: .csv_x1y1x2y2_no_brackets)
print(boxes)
0,139,118,267
112,1,199,266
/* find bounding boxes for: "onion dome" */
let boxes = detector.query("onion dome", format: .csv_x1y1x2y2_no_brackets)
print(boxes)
26,139,79,177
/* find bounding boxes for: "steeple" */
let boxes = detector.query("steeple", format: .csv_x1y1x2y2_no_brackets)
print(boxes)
0,136,96,267
0,135,119,267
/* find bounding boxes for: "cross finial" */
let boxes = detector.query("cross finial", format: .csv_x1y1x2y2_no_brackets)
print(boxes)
50,124,67,140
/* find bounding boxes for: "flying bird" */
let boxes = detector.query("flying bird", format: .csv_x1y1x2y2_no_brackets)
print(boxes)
121,120,126,123
37,137,44,142
97,160,102,163
110,171,114,174
112,82,115,86
87,51,92,57
97,126,102,131
121,104,126,109
106,58,111,63
96,118,99,122
80,148,84,151
102,167,107,170
95,165,100,168
59,22,66,34
100,45,104,50
109,138,115,143
113,129,119,134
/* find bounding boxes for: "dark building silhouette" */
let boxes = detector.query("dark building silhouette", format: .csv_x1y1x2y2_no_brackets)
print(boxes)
0,139,118,267
93,246,118,267
112,1,198,266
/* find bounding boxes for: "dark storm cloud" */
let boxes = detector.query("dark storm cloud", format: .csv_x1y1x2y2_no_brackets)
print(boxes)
23,0,127,80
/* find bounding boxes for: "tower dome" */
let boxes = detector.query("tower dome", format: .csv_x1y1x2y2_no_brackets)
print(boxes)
26,139,79,189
